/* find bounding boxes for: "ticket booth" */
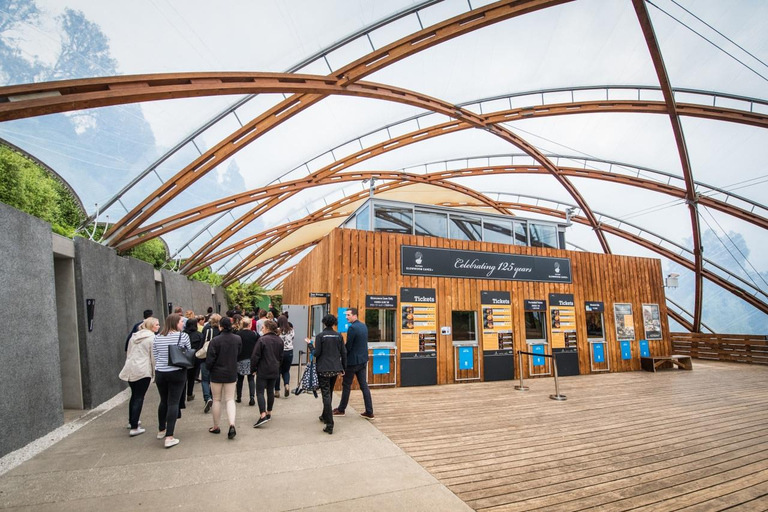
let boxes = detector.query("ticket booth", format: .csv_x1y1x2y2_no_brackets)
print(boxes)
586,301,609,372
549,293,580,377
399,288,438,387
524,300,550,376
452,311,480,382
365,295,398,387
480,291,515,381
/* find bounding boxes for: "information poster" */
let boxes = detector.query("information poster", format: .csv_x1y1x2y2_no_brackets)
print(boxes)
549,293,576,349
614,303,635,340
642,303,663,340
593,343,605,363
481,291,512,351
400,288,437,353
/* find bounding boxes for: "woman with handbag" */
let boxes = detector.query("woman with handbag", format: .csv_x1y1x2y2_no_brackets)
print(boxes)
152,313,191,449
313,314,346,435
184,318,203,402
119,316,159,437
205,316,242,439
199,314,221,413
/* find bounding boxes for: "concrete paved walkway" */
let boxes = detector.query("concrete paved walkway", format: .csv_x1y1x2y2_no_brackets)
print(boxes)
0,374,470,511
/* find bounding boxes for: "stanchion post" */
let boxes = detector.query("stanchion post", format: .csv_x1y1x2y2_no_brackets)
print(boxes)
514,350,529,391
549,352,567,401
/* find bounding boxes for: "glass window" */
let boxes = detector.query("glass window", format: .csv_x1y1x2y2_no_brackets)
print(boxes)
483,219,513,244
414,210,447,238
311,304,326,337
449,215,482,241
529,223,558,248
374,205,412,234
451,311,477,342
586,312,604,338
524,311,546,340
365,309,396,343
343,216,356,229
513,222,528,245
356,204,370,230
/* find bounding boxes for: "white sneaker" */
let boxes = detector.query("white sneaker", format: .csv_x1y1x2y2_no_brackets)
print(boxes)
156,430,167,439
164,438,180,449
126,420,141,429
129,427,146,437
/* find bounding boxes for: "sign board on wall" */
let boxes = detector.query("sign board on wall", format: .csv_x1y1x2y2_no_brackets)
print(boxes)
642,303,663,340
614,303,635,341
401,245,572,283
481,291,512,351
366,295,397,309
585,301,604,312
549,293,576,349
338,307,350,333
400,288,437,353
524,300,547,311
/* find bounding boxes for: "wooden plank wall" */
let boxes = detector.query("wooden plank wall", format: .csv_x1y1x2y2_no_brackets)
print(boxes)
671,332,768,365
283,228,671,385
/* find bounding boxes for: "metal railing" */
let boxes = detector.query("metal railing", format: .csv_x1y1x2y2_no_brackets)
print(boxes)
515,350,567,401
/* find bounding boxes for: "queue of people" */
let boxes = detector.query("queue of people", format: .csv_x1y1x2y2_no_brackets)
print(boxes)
119,303,374,447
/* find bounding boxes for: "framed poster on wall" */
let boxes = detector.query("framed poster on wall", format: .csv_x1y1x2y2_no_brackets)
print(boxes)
642,303,663,340
614,303,635,341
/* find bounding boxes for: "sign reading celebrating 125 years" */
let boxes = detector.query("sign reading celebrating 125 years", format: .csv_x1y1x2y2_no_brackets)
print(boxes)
401,245,572,283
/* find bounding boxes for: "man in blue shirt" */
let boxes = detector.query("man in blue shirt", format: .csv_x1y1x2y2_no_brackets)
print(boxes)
333,308,374,419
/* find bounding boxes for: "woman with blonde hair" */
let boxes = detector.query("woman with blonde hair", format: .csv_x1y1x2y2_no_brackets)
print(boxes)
119,317,159,437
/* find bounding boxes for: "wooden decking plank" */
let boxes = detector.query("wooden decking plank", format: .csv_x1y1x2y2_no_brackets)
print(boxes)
637,474,768,512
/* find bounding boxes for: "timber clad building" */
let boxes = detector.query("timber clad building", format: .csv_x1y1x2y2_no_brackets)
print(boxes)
283,199,670,387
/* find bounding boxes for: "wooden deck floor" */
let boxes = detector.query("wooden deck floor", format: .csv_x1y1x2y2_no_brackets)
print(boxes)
348,360,768,511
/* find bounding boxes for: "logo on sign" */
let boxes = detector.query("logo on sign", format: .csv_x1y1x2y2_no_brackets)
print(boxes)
554,262,561,274
415,251,423,265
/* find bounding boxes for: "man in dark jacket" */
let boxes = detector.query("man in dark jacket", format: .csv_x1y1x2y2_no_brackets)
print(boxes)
313,314,347,434
125,309,152,351
251,319,284,427
333,308,374,419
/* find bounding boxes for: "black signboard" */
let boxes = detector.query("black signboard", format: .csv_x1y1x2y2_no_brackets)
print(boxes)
167,302,173,315
524,300,546,311
401,245,571,283
366,295,397,308
549,293,575,307
86,299,95,332
585,301,604,312
480,290,511,305
309,292,331,298
400,287,436,303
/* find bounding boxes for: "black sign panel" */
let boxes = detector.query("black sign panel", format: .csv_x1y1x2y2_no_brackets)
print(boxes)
309,292,331,298
524,300,546,311
481,290,511,305
401,245,571,283
167,302,173,315
366,295,397,308
86,299,95,332
400,287,436,303
585,301,604,312
549,293,575,307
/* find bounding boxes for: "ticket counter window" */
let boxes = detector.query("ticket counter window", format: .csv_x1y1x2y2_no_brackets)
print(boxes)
452,311,479,381
586,312,604,339
524,310,550,376
524,311,546,341
365,309,396,343
452,311,477,342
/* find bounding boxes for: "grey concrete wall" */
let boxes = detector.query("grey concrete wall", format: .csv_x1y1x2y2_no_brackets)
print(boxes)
73,238,130,408
190,279,213,316
160,269,191,316
54,257,83,409
214,286,229,315
0,203,63,457
123,256,156,326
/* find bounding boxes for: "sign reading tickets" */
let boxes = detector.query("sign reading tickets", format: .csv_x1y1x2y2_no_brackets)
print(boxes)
481,291,512,351
549,293,576,349
614,303,635,340
642,303,663,340
401,245,571,283
400,288,437,353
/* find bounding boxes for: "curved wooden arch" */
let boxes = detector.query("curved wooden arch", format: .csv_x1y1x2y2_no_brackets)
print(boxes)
187,162,766,278
117,97,767,255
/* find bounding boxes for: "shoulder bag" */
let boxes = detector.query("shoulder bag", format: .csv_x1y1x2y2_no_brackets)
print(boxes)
168,332,195,369
196,328,213,359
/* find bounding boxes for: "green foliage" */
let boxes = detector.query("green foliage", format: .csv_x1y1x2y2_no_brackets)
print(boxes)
225,282,268,311
123,238,167,269
190,266,223,287
0,144,85,232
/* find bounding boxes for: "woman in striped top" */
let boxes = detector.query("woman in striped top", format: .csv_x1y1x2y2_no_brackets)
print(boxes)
152,313,191,449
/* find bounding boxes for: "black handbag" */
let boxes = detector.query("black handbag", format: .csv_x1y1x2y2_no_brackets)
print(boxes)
168,332,195,369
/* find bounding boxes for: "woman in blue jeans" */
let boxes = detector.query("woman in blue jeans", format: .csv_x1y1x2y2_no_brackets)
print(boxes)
200,314,221,413
275,315,294,398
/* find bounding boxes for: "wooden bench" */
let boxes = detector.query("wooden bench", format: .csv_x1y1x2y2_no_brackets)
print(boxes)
641,355,693,372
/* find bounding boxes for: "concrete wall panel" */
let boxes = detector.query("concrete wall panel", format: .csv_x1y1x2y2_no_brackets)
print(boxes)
123,257,156,327
0,203,63,457
160,269,191,316
189,279,213,316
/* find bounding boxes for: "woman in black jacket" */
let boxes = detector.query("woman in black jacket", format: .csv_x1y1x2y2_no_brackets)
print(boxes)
200,315,222,413
205,317,242,439
235,317,259,406
184,318,203,402
312,314,347,435
251,319,284,428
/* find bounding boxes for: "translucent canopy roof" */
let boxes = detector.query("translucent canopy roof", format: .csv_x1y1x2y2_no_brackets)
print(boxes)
0,0,766,333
